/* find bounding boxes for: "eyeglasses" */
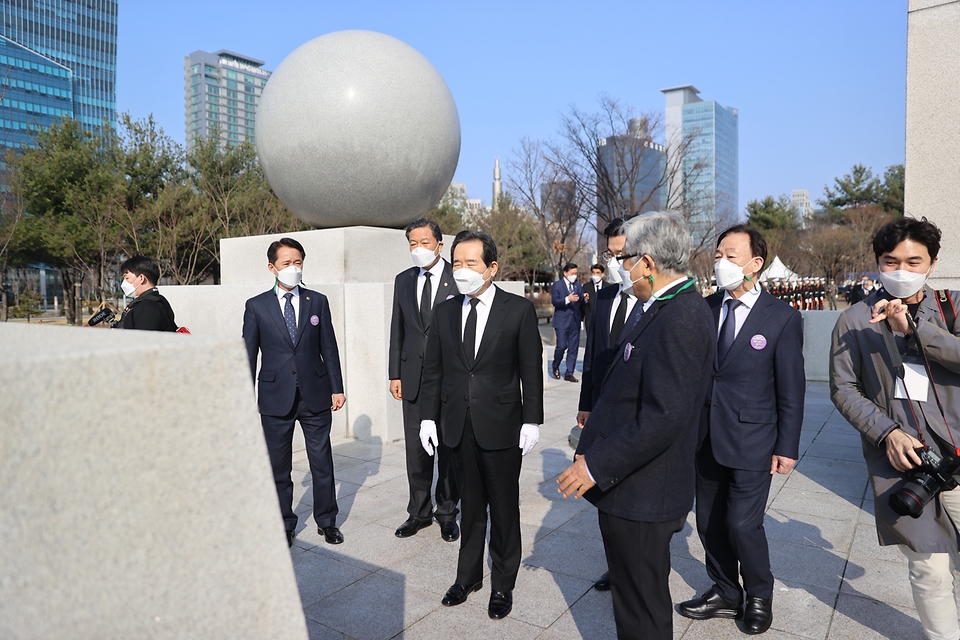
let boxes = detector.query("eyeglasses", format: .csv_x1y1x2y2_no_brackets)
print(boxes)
615,253,637,263
600,249,627,261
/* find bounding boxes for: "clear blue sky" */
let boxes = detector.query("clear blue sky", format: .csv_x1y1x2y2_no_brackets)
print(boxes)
118,0,907,216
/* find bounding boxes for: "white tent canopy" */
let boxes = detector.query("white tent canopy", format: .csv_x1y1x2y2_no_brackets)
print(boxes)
761,255,799,281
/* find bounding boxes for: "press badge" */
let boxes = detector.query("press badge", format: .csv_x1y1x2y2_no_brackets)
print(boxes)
894,356,929,403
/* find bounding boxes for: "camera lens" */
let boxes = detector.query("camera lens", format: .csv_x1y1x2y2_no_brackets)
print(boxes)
890,475,938,519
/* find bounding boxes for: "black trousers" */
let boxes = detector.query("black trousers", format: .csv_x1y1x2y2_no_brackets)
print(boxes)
599,511,685,640
401,396,459,523
695,436,774,602
451,410,522,592
260,387,338,531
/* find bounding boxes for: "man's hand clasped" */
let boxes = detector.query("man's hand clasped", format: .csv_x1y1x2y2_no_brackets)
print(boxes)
557,454,596,499
870,298,913,335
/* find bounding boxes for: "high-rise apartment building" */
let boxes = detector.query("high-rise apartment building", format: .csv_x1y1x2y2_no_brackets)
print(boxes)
662,85,738,237
791,189,814,219
184,50,270,151
0,0,117,155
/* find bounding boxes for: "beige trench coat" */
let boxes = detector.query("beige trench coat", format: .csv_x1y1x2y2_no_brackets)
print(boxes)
830,288,960,552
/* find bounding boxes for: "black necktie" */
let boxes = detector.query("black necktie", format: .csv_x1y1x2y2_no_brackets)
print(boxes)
717,298,741,364
610,292,629,345
283,292,297,344
464,298,479,367
420,271,433,329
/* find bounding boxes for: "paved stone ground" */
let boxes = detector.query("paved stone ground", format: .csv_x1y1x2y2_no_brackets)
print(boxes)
287,347,942,639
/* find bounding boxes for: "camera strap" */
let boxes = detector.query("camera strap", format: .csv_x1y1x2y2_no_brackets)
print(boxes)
934,290,957,333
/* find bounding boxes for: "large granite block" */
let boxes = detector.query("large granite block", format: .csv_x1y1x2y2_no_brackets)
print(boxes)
800,311,840,382
0,323,307,639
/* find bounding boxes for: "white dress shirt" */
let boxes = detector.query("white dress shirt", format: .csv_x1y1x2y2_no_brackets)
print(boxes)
275,285,300,325
461,283,497,355
642,276,691,313
416,258,446,310
609,287,639,333
718,284,761,340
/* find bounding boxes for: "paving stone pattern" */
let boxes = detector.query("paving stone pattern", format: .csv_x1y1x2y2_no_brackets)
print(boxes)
290,348,952,639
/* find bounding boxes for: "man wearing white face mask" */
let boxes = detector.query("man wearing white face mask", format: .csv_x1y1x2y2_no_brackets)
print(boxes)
832,217,960,640
242,237,346,549
551,262,586,382
388,219,460,542
419,230,543,620
680,225,805,635
116,255,177,331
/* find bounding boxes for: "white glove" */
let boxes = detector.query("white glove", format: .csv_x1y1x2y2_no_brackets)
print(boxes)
519,423,540,456
419,420,439,456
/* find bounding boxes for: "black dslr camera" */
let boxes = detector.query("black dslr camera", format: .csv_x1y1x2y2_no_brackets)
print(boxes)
889,447,960,519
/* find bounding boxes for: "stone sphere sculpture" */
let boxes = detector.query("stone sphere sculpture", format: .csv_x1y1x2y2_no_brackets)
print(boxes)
256,30,461,229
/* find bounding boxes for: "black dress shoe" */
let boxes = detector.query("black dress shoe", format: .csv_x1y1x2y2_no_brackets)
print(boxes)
395,518,432,538
286,530,295,548
488,590,513,619
678,587,742,620
552,367,561,379
439,521,460,542
441,581,482,607
593,571,610,591
564,374,578,382
742,596,772,634
318,526,344,544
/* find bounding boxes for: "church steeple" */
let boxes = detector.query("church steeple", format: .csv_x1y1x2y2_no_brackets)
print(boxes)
492,158,502,209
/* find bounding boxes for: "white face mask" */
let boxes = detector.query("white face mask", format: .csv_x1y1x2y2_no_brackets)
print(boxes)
275,265,303,289
591,274,603,284
453,267,491,296
120,279,138,298
411,246,440,269
878,268,930,299
619,258,646,290
606,256,622,284
565,274,577,284
714,257,749,291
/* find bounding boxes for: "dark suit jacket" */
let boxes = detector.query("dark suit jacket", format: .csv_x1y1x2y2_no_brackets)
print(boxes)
576,280,715,522
583,280,601,328
388,260,456,402
579,283,620,411
551,279,585,330
242,287,344,418
699,290,805,471
420,286,544,450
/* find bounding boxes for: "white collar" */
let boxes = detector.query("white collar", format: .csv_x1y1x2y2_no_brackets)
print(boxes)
722,284,761,309
420,257,445,279
465,283,497,307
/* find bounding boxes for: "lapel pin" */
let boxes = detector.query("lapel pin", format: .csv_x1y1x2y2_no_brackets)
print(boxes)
305,296,311,301
310,315,320,326
623,343,633,362
750,334,767,350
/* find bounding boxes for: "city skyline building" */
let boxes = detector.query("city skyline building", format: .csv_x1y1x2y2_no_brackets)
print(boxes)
492,158,502,209
595,116,666,227
791,189,814,219
662,85,739,236
184,49,270,151
0,0,118,156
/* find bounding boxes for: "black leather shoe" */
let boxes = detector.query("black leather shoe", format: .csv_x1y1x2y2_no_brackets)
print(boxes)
286,530,295,548
593,571,610,591
564,374,578,383
678,588,742,620
441,581,482,607
552,367,561,379
439,521,460,542
742,596,772,634
395,518,432,538
318,526,344,545
488,590,513,619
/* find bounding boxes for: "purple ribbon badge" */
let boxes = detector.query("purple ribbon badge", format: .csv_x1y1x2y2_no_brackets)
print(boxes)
623,342,633,362
750,334,767,350
310,315,320,326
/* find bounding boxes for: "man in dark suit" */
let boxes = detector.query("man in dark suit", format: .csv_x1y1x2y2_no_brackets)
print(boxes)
551,262,585,382
419,230,543,621
576,217,642,593
388,218,460,542
848,276,875,304
559,212,716,640
679,225,805,635
582,263,606,332
242,238,346,548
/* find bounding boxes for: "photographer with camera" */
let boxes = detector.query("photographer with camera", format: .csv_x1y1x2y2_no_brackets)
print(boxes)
831,217,960,640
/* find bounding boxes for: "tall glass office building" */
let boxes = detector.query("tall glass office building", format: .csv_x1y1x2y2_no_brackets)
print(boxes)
596,117,666,226
184,49,270,152
0,1,118,155
662,85,739,238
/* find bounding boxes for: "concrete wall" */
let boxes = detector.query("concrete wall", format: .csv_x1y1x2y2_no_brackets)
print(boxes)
0,323,307,639
800,310,841,383
906,0,960,289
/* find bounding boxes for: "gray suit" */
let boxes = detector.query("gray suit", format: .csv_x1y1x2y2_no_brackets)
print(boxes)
830,289,960,552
